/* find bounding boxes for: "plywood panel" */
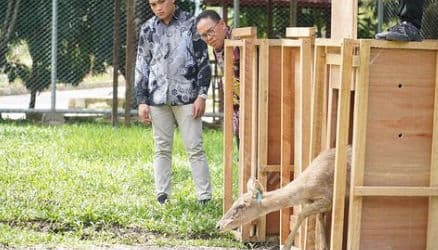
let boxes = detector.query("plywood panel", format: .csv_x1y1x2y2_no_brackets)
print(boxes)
358,47,436,249
280,46,294,244
266,45,283,235
268,46,283,164
365,49,435,187
360,197,428,250
427,51,438,250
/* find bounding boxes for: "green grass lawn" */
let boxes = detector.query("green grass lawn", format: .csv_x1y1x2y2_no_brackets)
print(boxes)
0,120,246,248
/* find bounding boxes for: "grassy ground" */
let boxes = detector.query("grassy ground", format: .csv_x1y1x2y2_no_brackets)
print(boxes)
0,120,257,249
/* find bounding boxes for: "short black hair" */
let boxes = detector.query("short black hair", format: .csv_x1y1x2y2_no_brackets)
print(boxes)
195,10,221,26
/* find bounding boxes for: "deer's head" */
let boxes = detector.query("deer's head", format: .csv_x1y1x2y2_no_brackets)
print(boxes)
216,178,265,232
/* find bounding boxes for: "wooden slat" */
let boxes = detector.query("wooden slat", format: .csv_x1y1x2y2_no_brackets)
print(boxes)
331,0,358,39
259,164,294,173
257,39,270,241
280,45,293,245
297,38,315,250
347,40,370,250
315,38,343,47
266,39,303,47
250,38,263,242
251,41,259,179
239,39,255,240
309,45,327,159
427,51,438,250
232,27,257,39
326,53,360,67
354,186,438,196
369,39,438,50
224,39,244,48
223,46,234,213
256,173,268,240
285,27,316,38
330,38,354,250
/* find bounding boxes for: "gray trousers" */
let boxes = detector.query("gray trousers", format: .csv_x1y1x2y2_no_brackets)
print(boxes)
149,104,212,200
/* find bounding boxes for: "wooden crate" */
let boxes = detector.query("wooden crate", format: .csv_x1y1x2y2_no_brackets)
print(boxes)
311,38,438,250
222,28,315,245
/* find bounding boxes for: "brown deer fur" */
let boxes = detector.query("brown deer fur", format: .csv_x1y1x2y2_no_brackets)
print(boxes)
216,146,352,250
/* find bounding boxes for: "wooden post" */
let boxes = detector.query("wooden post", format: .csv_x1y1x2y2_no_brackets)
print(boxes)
223,44,235,214
331,0,358,39
346,40,370,250
330,38,354,250
257,39,270,241
280,45,293,245
427,50,438,250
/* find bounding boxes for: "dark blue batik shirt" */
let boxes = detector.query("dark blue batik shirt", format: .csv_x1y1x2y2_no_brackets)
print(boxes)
135,9,211,106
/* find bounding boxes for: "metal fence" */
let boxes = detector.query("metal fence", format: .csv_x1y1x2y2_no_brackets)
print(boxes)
1,1,437,122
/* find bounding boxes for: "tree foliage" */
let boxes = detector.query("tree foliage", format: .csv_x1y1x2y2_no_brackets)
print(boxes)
0,0,195,108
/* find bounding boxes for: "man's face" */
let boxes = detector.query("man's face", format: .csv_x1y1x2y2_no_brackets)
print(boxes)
149,0,175,23
196,18,226,50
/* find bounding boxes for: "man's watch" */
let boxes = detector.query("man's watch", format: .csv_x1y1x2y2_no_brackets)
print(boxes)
198,94,208,100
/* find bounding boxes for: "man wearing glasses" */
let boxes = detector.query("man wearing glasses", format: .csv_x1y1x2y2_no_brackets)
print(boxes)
135,0,213,205
196,10,241,148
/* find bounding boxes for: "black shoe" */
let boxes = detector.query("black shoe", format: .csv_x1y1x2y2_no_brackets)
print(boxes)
198,198,210,205
157,193,168,204
375,21,422,41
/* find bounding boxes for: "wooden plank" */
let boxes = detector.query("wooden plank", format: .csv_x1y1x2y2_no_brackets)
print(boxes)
326,54,360,67
330,38,354,250
224,39,244,48
267,39,302,47
315,38,343,47
266,43,283,237
369,39,438,50
257,39,270,241
251,41,259,179
259,164,294,173
280,45,293,245
358,46,435,250
258,39,270,169
326,75,338,149
354,186,438,196
249,38,262,241
239,39,255,241
427,51,438,250
232,27,257,39
331,0,358,39
347,40,370,250
309,45,327,159
297,38,315,250
285,27,316,38
256,173,268,240
223,46,234,213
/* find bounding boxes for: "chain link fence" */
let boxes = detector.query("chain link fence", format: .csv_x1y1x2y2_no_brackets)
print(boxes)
1,1,438,121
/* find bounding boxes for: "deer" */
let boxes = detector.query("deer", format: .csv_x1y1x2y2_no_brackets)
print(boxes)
216,146,352,250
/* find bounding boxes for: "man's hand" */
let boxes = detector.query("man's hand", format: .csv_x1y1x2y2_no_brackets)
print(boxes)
138,104,151,124
192,96,206,119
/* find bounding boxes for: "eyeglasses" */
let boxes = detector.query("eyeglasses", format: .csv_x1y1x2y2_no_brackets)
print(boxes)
199,23,218,40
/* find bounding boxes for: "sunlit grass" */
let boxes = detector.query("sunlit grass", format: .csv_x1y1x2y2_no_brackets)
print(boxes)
0,120,245,248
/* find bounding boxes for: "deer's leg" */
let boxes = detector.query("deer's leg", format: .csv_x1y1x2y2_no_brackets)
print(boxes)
317,212,328,250
283,199,331,250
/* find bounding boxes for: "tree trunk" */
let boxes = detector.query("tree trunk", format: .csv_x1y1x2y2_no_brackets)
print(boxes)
0,0,20,66
289,0,297,27
29,89,36,109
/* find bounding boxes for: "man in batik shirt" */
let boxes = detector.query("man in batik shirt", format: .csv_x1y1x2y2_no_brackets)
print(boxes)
135,0,212,204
